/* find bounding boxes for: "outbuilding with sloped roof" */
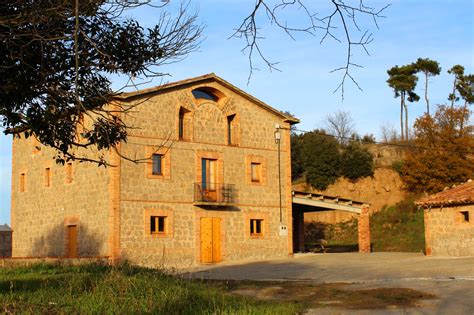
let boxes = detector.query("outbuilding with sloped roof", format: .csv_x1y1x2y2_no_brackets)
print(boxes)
416,180,474,256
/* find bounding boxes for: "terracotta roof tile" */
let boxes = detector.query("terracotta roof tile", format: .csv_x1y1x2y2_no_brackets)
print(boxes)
416,180,474,207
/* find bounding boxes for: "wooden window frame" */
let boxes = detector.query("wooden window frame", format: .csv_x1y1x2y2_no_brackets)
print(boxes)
146,147,171,180
144,209,173,238
245,212,270,239
196,151,224,187
246,155,267,186
250,162,261,183
150,216,167,235
152,154,163,176
250,219,264,237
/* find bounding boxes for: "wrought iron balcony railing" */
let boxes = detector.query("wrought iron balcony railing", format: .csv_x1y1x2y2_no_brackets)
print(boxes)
194,182,236,206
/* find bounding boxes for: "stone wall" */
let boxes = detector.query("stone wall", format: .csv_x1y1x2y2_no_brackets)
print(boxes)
10,77,295,268
117,80,293,268
11,135,111,258
424,205,474,256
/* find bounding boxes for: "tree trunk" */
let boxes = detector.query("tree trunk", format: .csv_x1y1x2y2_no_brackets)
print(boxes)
451,78,456,108
404,99,409,142
425,72,429,115
400,97,404,142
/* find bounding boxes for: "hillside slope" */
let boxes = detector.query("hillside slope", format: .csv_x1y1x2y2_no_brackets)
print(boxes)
294,168,406,224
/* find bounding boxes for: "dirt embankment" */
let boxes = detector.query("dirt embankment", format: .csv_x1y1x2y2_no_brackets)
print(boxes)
294,168,406,224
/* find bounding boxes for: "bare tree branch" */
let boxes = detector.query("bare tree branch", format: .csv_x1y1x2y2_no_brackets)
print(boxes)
232,0,390,97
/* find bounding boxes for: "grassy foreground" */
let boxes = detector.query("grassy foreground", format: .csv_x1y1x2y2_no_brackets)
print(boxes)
0,264,301,314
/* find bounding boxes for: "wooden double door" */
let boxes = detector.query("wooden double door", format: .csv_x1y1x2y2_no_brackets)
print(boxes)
200,218,221,263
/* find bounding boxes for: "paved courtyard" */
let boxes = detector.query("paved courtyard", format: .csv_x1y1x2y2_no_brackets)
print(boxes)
186,252,474,314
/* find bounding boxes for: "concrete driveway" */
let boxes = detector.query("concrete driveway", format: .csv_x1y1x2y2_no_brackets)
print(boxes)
186,252,474,314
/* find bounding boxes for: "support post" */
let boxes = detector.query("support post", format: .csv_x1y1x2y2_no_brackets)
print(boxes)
358,206,371,253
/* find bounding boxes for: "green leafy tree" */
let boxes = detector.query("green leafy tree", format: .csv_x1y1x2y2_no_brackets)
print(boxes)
290,133,304,181
0,1,202,164
341,141,374,181
301,130,341,190
414,58,441,115
387,64,420,142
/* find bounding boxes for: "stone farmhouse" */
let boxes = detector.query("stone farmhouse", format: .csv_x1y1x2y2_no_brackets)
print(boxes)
417,180,474,257
11,73,301,268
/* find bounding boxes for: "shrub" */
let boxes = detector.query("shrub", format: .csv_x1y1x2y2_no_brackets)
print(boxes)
341,142,374,181
391,160,404,174
301,130,341,190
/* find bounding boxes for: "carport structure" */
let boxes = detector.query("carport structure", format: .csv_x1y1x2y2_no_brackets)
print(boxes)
292,190,371,253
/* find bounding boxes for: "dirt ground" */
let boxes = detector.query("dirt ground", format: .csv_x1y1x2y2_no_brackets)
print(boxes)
186,252,474,314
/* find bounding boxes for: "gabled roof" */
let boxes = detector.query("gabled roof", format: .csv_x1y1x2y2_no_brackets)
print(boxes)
416,180,474,207
115,73,299,124
0,224,12,232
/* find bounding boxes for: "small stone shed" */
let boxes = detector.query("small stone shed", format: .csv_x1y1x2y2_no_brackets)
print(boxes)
417,180,474,257
0,224,12,258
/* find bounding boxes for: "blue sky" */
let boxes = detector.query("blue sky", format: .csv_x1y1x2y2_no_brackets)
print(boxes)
0,0,473,224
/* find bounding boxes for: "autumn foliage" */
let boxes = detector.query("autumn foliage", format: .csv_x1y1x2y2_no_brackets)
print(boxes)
401,105,474,193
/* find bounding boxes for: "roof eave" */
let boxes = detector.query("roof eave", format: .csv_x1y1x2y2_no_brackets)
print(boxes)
113,73,300,123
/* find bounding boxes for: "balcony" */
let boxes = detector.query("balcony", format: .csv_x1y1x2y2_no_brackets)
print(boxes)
194,183,236,206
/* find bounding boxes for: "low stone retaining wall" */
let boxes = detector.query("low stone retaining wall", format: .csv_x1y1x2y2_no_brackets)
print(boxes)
0,257,110,268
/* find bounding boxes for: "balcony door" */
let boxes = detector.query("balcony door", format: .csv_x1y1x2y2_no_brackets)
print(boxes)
201,159,217,201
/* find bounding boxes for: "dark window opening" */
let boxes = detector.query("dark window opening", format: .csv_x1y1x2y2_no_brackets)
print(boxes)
178,107,190,140
192,89,219,102
250,219,263,235
152,154,163,175
150,216,166,234
460,211,470,223
227,114,236,145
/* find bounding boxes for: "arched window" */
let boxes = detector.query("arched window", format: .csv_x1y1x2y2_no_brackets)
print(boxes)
178,107,191,140
191,87,222,102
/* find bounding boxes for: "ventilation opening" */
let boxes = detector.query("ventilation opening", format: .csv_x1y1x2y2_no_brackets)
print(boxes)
460,211,470,223
191,87,224,102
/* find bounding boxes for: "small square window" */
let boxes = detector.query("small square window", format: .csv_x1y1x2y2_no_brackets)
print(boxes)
152,154,163,176
460,211,470,223
251,163,261,182
44,168,51,187
250,219,263,236
19,173,26,192
150,216,166,234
